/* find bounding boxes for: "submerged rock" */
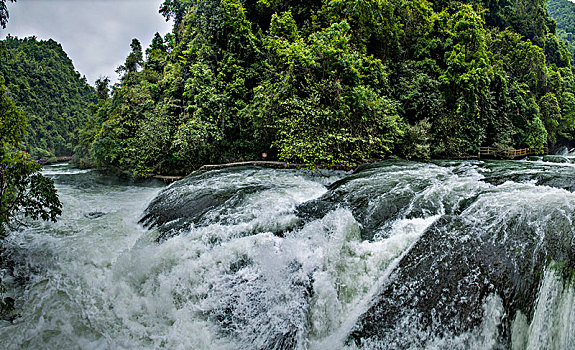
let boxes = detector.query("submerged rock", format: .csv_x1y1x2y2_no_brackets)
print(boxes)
85,211,106,219
139,168,273,241
140,166,333,242
297,161,434,241
479,160,575,192
137,159,575,348
542,155,570,163
297,160,481,241
348,181,575,348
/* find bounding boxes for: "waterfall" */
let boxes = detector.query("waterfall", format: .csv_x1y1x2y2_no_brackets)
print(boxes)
1,160,574,349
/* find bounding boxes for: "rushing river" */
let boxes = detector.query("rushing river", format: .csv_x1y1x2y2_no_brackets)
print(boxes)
1,159,574,349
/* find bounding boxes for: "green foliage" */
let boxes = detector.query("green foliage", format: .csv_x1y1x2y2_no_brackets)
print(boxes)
1,0,62,321
0,78,62,321
548,0,575,62
0,85,62,237
539,92,561,144
0,36,96,158
558,91,575,139
256,20,404,165
0,83,26,148
160,0,193,28
524,116,548,151
116,38,144,79
145,32,168,73
399,119,432,160
0,151,62,232
433,6,493,154
0,0,15,29
95,77,110,100
79,0,575,174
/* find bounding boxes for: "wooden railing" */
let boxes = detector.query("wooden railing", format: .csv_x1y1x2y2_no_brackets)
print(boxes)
479,147,497,156
478,147,548,159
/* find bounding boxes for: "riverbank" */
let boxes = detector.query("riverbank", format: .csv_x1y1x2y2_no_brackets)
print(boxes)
148,154,543,184
67,146,572,185
36,155,73,165
151,160,360,183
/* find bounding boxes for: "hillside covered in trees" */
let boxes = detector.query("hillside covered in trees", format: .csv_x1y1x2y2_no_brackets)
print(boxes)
0,36,96,159
77,0,575,176
548,0,575,62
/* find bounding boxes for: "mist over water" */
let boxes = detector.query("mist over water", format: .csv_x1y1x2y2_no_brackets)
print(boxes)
1,160,574,349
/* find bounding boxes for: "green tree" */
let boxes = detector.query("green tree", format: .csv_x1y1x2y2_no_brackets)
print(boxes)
144,32,168,73
79,0,575,174
1,82,62,319
548,0,575,61
0,4,60,241
524,116,548,150
95,76,110,100
0,0,15,29
0,84,61,235
116,38,144,78
415,5,493,155
0,36,96,158
539,92,561,144
160,0,193,28
256,19,404,166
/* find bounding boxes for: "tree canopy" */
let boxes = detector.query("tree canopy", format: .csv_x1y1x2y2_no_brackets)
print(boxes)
75,0,575,175
0,35,96,159
548,0,575,62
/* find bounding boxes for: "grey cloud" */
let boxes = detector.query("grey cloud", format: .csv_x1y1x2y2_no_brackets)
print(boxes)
1,0,172,85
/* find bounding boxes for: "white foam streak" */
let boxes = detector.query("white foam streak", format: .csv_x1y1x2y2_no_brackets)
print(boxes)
512,265,575,350
309,214,440,350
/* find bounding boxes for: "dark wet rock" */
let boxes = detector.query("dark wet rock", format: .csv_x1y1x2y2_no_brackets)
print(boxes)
296,190,419,242
542,155,570,163
140,168,272,241
0,296,18,322
348,216,515,348
297,161,465,241
348,191,575,348
85,211,106,219
137,159,575,348
479,160,575,192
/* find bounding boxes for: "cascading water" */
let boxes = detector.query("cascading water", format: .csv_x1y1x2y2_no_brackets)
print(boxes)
0,160,574,349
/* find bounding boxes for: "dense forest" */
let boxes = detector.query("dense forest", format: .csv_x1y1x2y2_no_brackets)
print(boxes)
0,36,96,159
74,0,575,176
548,0,575,62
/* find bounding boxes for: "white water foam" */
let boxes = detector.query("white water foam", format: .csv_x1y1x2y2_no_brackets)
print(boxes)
4,161,574,349
512,265,575,350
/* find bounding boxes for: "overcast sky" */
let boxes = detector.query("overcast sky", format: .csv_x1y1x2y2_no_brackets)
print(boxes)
1,0,173,86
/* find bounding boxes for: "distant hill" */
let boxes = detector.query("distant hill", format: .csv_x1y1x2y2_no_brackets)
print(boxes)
0,36,96,158
548,0,575,61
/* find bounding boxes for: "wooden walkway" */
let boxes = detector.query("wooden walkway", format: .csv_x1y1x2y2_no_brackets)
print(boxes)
152,175,185,183
478,147,548,159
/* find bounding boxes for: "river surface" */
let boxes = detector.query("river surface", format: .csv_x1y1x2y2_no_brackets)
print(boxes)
0,159,574,349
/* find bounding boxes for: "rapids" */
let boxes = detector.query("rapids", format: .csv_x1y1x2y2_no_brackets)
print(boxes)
0,159,574,349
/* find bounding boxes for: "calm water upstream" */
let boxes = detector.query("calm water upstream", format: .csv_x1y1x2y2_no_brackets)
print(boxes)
0,159,574,349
